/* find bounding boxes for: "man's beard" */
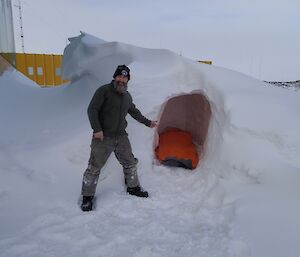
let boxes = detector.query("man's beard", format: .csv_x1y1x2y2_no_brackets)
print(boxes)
113,80,128,94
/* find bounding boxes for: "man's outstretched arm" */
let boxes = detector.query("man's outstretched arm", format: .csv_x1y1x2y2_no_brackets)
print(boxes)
128,102,157,128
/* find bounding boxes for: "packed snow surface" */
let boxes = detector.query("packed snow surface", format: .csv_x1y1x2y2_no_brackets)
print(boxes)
1,32,300,257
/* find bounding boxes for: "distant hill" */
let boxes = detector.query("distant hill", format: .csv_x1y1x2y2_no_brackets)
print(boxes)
265,80,300,90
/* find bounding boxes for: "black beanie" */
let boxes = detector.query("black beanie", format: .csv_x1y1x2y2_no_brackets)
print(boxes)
113,65,131,80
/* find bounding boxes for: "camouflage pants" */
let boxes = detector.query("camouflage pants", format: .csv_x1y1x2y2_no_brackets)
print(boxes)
81,135,140,196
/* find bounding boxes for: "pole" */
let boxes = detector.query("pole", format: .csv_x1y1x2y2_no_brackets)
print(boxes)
14,0,25,53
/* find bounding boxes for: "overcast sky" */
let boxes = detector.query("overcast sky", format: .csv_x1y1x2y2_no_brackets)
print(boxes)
11,0,300,81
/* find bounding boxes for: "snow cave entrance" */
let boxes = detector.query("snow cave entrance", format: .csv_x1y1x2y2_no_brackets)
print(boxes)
155,93,211,170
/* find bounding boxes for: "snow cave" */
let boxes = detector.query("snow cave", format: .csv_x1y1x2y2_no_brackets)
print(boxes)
155,93,211,169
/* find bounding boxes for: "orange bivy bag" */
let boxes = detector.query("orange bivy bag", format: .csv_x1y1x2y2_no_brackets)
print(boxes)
155,128,199,169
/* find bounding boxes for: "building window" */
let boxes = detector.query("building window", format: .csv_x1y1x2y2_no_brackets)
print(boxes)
28,67,34,75
55,67,61,76
37,67,43,75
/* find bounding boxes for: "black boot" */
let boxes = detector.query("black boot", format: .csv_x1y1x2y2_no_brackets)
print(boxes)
127,186,149,198
81,196,94,211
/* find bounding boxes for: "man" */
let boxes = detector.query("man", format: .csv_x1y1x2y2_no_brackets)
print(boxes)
81,65,157,211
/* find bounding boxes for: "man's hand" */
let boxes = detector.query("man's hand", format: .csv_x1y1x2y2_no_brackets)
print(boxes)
93,131,104,141
150,121,157,128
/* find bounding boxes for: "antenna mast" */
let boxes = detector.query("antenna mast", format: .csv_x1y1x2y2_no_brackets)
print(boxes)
14,0,25,53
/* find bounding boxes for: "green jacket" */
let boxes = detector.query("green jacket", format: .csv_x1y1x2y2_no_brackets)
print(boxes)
87,81,151,136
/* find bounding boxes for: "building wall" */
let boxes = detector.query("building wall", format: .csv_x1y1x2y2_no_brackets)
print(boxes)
0,54,12,75
0,0,15,53
1,53,69,86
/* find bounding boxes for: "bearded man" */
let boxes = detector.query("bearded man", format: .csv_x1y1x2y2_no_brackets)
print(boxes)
80,65,157,211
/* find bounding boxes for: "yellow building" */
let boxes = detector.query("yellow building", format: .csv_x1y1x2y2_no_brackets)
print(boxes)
0,52,69,87
198,60,212,65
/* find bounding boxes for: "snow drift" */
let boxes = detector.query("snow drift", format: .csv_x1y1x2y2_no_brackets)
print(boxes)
1,32,300,257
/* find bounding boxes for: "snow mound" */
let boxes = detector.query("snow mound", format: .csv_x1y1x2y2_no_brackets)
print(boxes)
0,32,300,257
